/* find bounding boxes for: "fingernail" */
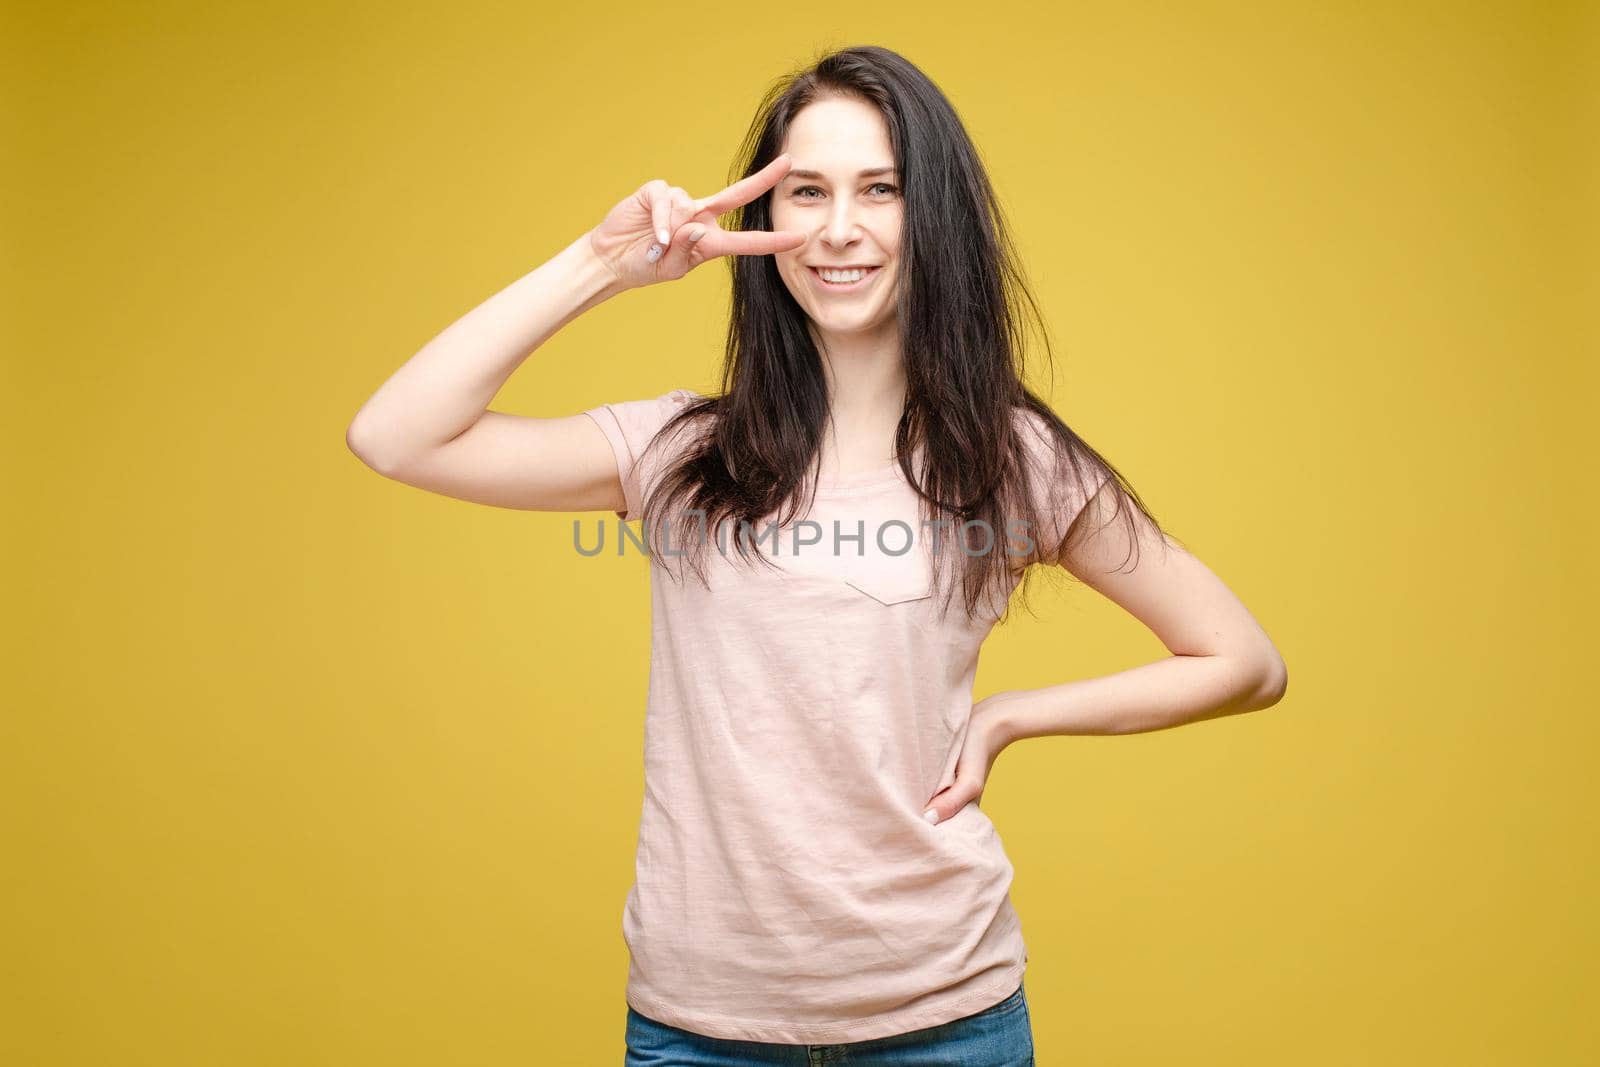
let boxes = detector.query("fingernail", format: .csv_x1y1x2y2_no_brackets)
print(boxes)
688,227,705,242
658,228,669,244
922,808,940,825
645,243,662,263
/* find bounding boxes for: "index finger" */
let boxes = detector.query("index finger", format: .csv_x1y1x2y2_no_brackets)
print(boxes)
693,154,794,218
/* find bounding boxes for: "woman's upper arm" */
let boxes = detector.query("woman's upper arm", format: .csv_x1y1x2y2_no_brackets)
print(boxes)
352,407,628,512
1059,484,1288,695
348,388,695,515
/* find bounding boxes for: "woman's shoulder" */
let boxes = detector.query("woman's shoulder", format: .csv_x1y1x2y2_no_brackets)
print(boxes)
1008,400,1067,468
586,386,704,430
580,388,713,476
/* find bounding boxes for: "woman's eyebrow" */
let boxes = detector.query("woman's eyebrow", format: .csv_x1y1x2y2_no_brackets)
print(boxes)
785,166,898,180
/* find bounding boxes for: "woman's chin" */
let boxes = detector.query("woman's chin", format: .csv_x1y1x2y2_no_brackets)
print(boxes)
811,306,888,332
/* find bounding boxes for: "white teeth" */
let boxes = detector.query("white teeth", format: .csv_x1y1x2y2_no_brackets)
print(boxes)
818,268,869,283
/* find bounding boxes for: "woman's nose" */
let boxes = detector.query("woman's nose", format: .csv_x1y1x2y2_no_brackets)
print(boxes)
820,201,863,245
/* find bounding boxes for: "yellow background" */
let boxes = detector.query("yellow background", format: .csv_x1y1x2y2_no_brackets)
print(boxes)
4,1,1594,1063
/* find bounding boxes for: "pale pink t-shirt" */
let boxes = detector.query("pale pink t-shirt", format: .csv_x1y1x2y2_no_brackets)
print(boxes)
581,388,1103,1044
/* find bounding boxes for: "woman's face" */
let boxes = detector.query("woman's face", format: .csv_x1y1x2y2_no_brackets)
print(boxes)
770,96,903,344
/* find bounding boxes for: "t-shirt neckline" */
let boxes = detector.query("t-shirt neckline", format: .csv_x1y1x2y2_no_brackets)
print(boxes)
677,389,912,494
813,458,907,494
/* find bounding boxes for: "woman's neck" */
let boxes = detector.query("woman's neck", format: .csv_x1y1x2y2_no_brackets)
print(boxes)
816,339,908,477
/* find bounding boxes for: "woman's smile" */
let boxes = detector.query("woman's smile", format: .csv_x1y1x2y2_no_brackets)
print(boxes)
807,265,882,292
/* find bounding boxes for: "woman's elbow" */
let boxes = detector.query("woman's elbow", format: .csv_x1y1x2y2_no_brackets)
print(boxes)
346,414,403,476
1246,649,1289,710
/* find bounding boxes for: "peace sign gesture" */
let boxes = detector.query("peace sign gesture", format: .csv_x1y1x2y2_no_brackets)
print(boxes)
588,154,808,291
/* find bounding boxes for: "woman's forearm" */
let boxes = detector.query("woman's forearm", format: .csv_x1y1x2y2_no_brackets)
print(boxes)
346,230,625,470
988,651,1288,741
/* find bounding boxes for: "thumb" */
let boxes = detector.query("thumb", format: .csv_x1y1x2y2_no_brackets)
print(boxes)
921,787,966,827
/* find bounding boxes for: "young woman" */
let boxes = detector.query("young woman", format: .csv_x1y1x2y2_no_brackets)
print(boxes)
348,45,1287,1067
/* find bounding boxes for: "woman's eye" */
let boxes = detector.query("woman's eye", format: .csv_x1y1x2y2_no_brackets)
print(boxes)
792,183,900,200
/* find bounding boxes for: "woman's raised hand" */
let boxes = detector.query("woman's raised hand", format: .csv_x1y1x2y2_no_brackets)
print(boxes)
588,154,808,290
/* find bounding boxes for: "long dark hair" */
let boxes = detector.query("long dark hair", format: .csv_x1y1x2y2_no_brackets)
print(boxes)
636,44,1166,624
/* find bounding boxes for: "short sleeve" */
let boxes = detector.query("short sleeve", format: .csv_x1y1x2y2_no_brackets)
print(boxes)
1015,406,1112,564
581,388,700,521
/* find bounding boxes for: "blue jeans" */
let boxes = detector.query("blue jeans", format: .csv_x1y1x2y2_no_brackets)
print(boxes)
624,981,1035,1065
